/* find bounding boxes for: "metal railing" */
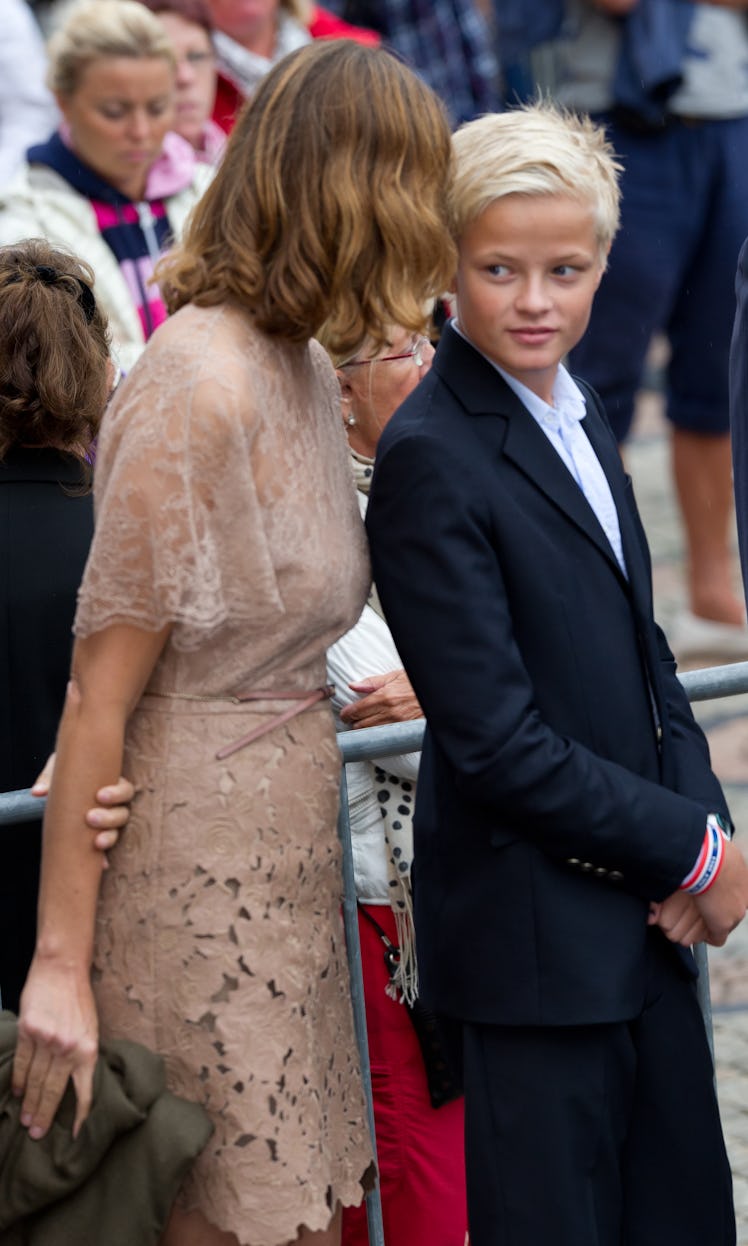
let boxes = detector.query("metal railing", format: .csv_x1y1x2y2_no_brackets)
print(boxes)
2,657,748,1246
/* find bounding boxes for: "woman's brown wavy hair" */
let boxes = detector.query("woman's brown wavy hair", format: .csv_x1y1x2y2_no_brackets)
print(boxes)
159,40,456,357
0,239,111,462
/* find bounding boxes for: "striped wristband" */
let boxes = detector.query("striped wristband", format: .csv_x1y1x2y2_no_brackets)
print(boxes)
680,814,729,895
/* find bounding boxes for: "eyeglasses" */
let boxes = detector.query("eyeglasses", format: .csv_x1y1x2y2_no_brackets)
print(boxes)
344,335,430,369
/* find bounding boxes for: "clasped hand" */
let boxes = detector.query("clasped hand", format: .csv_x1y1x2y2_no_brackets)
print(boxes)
650,839,748,948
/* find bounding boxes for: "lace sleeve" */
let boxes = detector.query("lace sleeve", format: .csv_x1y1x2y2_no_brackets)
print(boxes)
75,316,284,650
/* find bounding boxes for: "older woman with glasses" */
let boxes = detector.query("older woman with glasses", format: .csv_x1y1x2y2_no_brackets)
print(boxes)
323,325,469,1246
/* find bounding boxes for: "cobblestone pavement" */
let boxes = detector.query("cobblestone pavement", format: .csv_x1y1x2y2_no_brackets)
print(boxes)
628,389,748,1241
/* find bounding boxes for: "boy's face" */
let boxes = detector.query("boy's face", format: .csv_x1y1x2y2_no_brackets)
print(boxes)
453,193,606,405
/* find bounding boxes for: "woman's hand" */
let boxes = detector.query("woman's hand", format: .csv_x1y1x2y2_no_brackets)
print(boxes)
32,753,135,855
340,669,422,729
13,955,98,1140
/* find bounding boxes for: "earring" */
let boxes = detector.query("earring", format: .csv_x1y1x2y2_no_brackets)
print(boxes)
345,413,356,427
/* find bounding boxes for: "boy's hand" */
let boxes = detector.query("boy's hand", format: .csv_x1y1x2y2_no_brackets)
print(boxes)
31,753,134,854
648,891,709,947
340,670,422,729
692,839,748,946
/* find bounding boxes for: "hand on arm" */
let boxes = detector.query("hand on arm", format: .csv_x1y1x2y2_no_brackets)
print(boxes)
32,754,135,856
339,669,422,730
13,622,169,1140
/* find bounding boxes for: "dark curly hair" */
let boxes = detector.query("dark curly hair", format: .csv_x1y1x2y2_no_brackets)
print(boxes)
0,239,111,462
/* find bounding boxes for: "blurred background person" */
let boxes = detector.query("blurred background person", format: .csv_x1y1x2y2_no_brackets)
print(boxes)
0,238,132,1015
208,0,379,133
322,324,468,1246
0,0,59,189
138,0,226,163
511,0,748,659
0,0,212,374
319,0,501,124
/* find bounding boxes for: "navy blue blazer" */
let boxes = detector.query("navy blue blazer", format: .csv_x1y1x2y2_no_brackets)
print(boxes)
366,324,728,1028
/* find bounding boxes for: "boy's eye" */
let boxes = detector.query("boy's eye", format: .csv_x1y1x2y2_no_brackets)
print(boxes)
486,264,511,278
553,265,577,277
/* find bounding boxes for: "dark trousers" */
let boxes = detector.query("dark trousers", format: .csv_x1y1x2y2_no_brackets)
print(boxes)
462,935,734,1245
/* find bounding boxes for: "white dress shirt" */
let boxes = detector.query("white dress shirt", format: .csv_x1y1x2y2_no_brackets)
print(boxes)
452,322,628,577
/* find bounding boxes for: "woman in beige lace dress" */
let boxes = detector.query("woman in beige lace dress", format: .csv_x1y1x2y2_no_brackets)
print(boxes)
11,40,456,1246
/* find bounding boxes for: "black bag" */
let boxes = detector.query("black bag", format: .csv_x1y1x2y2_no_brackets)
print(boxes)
358,904,462,1110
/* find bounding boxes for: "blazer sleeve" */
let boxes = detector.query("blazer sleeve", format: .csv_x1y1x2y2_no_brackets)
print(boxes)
579,377,730,821
366,426,708,898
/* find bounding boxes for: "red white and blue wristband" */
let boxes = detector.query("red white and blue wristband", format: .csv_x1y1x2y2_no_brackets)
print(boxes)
680,814,731,896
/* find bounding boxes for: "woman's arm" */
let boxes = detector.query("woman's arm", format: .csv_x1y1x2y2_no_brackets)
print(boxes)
12,621,170,1141
32,754,136,852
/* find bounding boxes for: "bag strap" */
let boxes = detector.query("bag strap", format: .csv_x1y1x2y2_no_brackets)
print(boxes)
356,900,401,977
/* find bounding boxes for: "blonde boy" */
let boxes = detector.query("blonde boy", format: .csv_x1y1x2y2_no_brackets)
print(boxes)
367,105,746,1245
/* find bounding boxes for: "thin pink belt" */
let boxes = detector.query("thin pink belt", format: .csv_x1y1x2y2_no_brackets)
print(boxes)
150,685,335,760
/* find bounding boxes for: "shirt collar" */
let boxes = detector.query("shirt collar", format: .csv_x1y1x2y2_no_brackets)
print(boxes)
451,318,587,430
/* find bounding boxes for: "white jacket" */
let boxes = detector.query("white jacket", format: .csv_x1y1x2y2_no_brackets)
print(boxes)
327,488,420,903
0,161,212,373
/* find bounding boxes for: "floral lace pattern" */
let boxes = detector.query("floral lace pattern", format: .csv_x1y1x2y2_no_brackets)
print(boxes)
79,305,374,1242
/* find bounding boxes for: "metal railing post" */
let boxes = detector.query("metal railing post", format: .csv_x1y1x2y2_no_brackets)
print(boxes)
337,766,385,1246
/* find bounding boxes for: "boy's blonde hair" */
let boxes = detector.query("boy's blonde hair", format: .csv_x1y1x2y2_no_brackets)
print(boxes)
450,103,622,259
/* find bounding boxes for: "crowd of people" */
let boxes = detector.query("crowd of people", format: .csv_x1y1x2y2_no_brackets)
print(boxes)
3,3,748,1246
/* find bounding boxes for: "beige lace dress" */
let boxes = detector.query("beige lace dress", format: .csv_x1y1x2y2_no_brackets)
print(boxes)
74,303,375,1244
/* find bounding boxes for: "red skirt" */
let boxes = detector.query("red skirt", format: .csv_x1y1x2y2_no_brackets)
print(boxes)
341,906,468,1246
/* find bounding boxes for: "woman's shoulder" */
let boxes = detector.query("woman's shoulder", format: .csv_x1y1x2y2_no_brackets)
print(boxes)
136,303,242,369
109,304,266,444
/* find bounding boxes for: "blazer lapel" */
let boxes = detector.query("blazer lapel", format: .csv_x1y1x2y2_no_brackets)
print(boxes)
435,326,628,584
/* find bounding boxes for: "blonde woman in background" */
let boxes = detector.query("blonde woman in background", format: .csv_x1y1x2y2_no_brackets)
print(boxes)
0,0,212,372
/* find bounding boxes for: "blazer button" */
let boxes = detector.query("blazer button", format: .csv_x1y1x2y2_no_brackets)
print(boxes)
594,866,608,877
580,861,594,872
567,858,581,867
608,870,624,883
